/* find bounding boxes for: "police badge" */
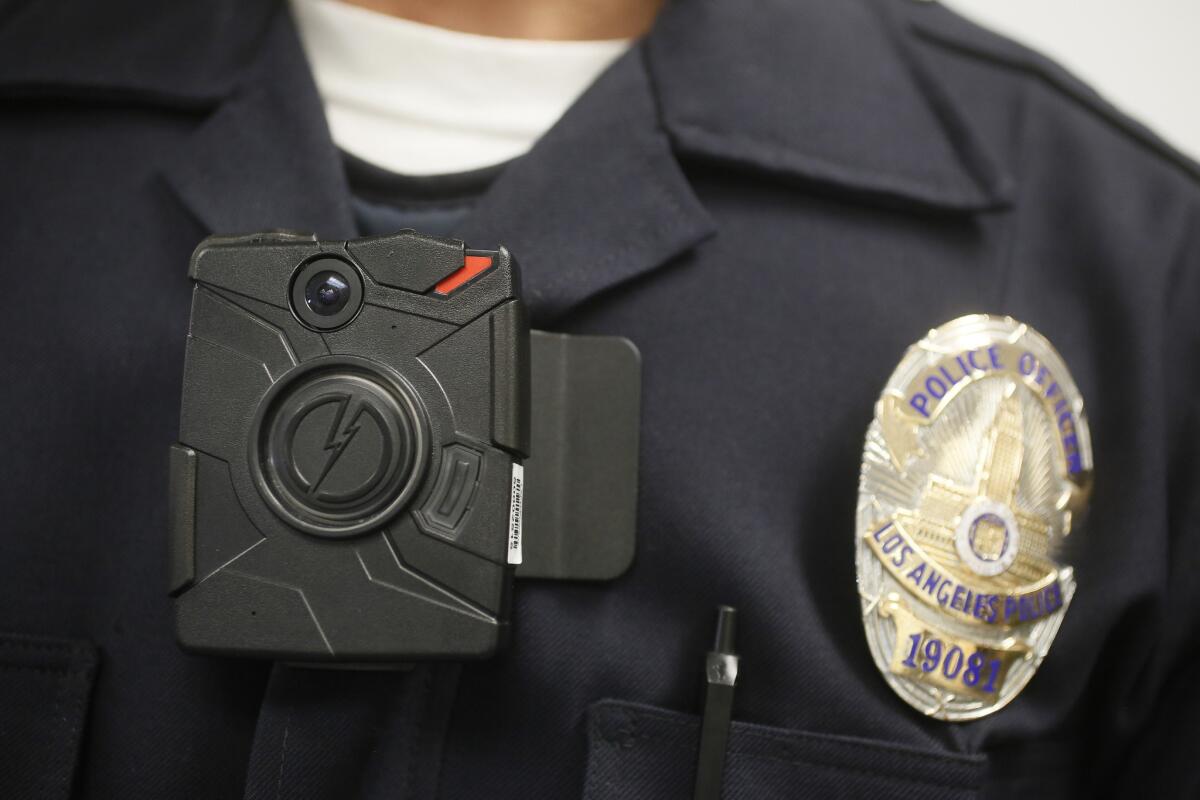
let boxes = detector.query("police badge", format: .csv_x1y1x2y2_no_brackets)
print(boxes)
856,315,1092,720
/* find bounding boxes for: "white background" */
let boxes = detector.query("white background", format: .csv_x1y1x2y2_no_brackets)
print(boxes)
940,0,1200,163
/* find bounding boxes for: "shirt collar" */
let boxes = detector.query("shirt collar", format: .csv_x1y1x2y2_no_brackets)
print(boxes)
0,0,1012,213
3,0,1014,323
643,0,1013,211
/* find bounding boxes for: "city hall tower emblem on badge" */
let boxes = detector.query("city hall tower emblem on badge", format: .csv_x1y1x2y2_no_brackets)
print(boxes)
856,315,1093,720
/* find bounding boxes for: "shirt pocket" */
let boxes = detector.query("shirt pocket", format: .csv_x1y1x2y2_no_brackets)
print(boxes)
0,632,98,800
584,699,984,800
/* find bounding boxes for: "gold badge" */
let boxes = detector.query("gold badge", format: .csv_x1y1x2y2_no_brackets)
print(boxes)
856,315,1092,720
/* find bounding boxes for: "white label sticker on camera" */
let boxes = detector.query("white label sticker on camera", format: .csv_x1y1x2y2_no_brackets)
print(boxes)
507,463,524,565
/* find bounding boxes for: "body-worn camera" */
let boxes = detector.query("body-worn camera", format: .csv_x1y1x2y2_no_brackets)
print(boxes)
168,231,639,663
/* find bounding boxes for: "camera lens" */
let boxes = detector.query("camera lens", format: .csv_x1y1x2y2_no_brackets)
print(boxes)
304,271,351,316
291,256,363,330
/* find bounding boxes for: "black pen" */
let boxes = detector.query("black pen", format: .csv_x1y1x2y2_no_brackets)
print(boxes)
693,606,739,800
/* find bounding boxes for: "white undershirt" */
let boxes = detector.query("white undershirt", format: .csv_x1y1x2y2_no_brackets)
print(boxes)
291,0,632,175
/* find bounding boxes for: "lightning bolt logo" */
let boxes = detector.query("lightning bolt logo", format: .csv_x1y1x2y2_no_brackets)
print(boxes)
309,394,366,496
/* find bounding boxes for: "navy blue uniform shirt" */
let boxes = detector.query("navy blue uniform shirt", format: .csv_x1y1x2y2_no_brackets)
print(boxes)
0,0,1197,797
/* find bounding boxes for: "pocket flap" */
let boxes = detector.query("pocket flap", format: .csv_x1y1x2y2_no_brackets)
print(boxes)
585,699,983,799
0,632,99,800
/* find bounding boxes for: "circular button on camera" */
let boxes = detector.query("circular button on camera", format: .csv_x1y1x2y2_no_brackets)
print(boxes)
291,256,364,330
250,359,428,537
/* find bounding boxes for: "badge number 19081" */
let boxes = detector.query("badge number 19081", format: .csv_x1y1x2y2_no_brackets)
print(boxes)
856,315,1093,720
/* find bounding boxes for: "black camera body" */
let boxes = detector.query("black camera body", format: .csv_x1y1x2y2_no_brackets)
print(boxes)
169,231,529,662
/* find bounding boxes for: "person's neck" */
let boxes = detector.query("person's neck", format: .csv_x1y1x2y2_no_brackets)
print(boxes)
337,0,664,40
